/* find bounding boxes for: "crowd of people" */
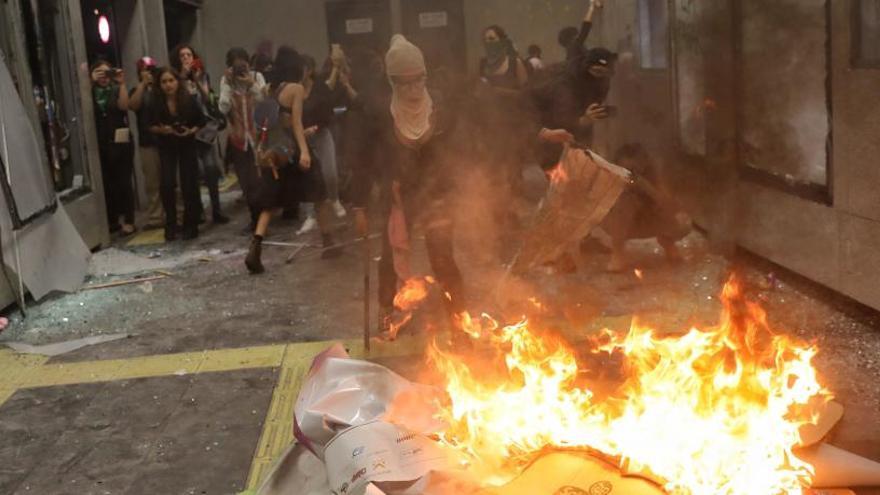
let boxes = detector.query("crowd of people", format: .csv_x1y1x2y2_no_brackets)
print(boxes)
89,0,689,333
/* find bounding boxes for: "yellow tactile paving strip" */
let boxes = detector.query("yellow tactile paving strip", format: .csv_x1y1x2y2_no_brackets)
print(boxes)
0,315,632,492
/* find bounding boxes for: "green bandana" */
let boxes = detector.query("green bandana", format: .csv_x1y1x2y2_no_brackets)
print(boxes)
94,85,112,113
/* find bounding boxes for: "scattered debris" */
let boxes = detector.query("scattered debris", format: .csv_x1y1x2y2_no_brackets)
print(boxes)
5,333,128,356
81,275,167,292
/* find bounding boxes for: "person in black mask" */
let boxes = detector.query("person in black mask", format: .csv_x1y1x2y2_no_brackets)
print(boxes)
531,47,619,171
479,25,528,92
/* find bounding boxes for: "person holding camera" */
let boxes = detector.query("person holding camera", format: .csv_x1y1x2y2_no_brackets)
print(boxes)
148,67,206,241
172,44,229,225
128,56,165,229
90,60,136,236
218,47,266,230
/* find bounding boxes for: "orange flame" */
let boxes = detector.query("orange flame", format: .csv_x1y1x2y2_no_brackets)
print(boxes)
394,276,434,312
634,268,644,280
429,277,830,493
547,163,569,186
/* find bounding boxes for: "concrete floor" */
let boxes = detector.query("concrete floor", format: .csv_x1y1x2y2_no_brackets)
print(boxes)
0,183,879,494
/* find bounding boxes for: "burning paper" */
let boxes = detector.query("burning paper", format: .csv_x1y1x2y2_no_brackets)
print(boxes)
429,277,834,494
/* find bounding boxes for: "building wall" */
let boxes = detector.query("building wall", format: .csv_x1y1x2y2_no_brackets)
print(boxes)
624,0,880,311
196,0,609,82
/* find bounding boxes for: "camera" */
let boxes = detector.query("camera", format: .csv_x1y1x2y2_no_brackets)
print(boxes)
105,68,121,78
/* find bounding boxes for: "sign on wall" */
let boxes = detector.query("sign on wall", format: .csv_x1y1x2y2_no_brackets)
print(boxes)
345,18,374,34
418,11,448,29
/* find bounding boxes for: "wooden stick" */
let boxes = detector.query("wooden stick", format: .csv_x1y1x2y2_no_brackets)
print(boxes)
284,244,309,264
362,234,371,352
81,275,167,291
263,241,311,248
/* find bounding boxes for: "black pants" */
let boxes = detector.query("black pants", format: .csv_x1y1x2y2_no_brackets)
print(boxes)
99,143,135,226
159,139,200,229
198,142,223,217
227,141,259,224
378,207,464,315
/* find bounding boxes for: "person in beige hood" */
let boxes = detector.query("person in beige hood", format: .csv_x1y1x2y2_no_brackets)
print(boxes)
365,35,466,339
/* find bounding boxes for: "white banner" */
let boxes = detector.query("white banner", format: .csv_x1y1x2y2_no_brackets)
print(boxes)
346,18,374,34
418,12,448,29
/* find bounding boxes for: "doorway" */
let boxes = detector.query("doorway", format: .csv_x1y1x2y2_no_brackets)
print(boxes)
325,0,392,57
401,0,466,74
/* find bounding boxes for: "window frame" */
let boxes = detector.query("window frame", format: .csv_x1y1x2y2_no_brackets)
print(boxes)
637,0,671,71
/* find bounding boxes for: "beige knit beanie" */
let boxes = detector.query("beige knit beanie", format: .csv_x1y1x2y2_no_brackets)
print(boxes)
385,34,426,77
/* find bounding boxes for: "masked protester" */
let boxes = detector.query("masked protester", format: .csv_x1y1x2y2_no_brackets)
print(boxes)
357,35,466,336
479,25,528,91
531,47,618,170
90,60,135,236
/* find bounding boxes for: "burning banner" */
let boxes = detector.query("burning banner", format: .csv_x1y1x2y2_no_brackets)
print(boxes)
511,146,631,273
254,278,880,495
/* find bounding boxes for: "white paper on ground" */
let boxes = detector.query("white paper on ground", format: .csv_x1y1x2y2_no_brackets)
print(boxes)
294,344,444,456
324,421,454,495
5,333,128,356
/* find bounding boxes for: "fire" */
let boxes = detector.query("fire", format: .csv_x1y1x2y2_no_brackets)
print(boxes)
428,277,831,494
547,162,569,186
394,276,434,311
634,268,644,280
384,276,435,340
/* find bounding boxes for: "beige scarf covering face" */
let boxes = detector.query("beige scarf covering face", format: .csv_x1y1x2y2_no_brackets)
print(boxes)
385,34,433,142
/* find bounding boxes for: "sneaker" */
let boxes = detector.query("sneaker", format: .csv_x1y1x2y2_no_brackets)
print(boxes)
333,200,347,218
296,216,317,235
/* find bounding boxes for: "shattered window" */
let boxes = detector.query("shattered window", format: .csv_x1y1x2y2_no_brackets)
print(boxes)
739,0,829,190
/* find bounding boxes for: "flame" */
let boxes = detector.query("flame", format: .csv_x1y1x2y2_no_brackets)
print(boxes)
395,276,434,311
547,162,569,186
382,276,435,340
634,268,644,280
429,277,830,494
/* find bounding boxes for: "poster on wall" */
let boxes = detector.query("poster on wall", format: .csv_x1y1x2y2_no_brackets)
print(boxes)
740,0,828,187
419,11,448,29
345,18,374,34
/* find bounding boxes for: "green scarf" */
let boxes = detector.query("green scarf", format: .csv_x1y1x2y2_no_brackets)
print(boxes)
484,40,506,69
94,85,112,113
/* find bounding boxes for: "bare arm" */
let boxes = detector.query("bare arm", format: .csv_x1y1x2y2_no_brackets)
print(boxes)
115,80,129,111
585,0,602,23
129,81,147,111
287,84,311,168
326,65,341,91
515,58,529,87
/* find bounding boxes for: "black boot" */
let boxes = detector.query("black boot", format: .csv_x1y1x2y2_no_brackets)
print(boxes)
213,209,230,224
246,236,265,274
164,224,178,242
321,233,342,259
182,224,199,241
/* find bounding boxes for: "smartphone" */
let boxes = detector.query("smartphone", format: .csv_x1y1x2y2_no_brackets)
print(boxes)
105,68,121,78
